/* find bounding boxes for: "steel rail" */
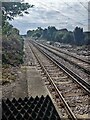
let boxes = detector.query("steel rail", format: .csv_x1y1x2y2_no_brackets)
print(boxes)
45,44,90,65
32,41,90,94
30,44,77,120
37,43,90,75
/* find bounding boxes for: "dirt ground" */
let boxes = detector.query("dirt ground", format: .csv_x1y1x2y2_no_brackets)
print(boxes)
2,39,48,99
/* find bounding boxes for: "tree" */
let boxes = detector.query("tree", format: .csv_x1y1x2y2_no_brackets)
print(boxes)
84,32,90,45
62,32,74,44
2,22,13,35
26,26,89,46
27,30,34,36
42,28,47,39
28,27,43,38
74,27,84,45
54,32,65,42
2,2,33,20
2,2,33,66
46,26,57,41
2,1,33,35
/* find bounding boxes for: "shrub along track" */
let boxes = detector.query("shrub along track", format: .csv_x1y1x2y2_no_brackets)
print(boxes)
28,40,90,120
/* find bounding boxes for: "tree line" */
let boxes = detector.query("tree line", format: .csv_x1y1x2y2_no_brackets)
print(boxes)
2,2,32,66
27,26,90,46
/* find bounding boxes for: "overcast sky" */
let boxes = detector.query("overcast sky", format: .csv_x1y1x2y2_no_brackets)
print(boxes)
9,0,89,34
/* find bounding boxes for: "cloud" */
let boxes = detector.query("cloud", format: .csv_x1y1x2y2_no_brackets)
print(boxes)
9,0,88,34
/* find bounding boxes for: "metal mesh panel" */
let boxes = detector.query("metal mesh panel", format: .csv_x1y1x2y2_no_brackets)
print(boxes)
2,95,61,120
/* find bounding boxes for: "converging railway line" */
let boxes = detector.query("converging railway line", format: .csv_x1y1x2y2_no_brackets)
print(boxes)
44,44,90,65
44,44,90,75
27,40,90,120
34,41,90,85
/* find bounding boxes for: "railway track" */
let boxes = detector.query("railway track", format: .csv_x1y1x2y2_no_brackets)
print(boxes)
28,41,90,120
45,44,90,64
37,42,90,75
32,41,90,91
32,41,90,85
